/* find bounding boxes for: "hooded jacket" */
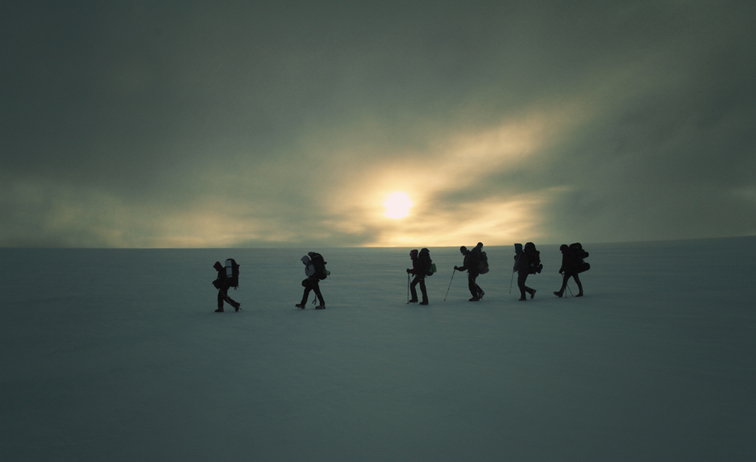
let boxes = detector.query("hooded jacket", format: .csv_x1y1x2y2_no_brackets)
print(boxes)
408,249,423,275
301,255,316,277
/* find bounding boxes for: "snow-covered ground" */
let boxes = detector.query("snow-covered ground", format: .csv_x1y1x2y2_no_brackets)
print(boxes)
1,238,754,462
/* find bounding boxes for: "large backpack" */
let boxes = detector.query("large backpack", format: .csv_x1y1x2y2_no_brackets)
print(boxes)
524,243,543,274
308,252,329,280
225,258,240,288
568,243,590,273
478,251,489,274
468,244,488,274
418,248,436,276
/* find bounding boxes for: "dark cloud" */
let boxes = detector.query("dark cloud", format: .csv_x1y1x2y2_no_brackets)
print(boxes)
2,1,755,247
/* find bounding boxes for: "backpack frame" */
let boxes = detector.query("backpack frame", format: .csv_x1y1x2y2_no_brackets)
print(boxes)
225,258,240,288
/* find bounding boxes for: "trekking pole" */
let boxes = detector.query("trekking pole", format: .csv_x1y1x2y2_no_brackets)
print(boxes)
443,269,456,301
566,283,574,297
406,272,410,304
508,270,515,294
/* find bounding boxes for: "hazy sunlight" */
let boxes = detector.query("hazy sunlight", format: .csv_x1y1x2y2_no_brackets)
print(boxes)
383,192,413,219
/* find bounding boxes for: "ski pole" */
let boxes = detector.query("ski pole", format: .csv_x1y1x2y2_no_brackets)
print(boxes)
444,269,456,301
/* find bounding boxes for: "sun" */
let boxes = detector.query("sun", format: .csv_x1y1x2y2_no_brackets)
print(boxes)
383,192,413,219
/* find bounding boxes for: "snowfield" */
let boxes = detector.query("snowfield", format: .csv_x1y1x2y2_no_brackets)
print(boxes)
1,237,754,461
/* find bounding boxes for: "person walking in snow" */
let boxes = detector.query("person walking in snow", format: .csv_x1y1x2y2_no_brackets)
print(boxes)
212,261,240,312
455,243,485,301
516,242,541,301
296,253,327,309
554,244,587,297
407,249,429,305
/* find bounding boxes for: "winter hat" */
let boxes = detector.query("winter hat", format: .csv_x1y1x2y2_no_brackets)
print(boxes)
560,244,569,251
410,249,418,258
460,246,467,253
213,261,223,271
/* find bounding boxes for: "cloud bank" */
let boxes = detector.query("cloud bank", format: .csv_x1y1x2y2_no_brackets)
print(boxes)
2,0,755,247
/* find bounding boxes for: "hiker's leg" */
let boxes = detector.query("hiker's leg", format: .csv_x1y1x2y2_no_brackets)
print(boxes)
217,287,226,309
573,273,583,295
301,282,312,305
556,273,570,295
313,283,325,306
410,276,420,301
419,277,428,303
517,272,528,300
468,273,478,297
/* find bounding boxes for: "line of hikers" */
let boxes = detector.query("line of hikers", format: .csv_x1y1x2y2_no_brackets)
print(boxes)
210,243,590,311
211,252,330,312
404,242,590,305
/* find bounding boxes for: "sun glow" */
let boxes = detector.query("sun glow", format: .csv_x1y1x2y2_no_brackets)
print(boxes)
383,192,413,219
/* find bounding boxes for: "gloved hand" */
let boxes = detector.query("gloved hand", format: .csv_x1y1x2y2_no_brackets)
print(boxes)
406,268,412,274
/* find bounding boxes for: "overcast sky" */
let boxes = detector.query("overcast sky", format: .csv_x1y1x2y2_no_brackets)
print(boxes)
2,0,755,248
